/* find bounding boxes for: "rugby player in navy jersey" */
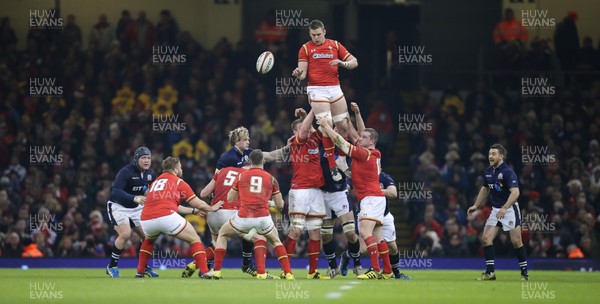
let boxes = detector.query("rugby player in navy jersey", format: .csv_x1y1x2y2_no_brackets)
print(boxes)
319,143,363,278
216,126,253,171
378,170,412,280
468,143,528,281
106,147,158,278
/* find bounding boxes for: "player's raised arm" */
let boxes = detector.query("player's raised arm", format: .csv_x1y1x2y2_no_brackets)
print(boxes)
467,186,491,214
298,110,315,141
200,178,216,199
350,102,366,133
292,61,308,80
263,146,290,163
316,115,351,155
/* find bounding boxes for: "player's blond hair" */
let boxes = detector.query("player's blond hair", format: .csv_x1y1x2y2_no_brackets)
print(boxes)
162,157,180,171
228,127,249,146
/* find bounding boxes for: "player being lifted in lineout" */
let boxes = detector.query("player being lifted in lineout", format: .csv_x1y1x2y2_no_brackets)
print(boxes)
292,19,358,182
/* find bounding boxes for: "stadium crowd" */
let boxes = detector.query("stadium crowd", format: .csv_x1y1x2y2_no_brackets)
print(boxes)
0,8,599,262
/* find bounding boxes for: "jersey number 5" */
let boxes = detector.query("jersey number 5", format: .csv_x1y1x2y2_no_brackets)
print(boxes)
149,179,168,192
223,170,239,186
250,176,262,193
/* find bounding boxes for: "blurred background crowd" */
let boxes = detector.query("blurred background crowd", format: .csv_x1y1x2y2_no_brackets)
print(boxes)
0,6,599,260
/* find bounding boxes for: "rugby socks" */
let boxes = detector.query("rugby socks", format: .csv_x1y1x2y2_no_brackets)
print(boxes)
108,242,122,268
347,239,362,267
136,239,154,274
323,240,338,268
274,245,292,274
308,239,321,274
322,136,337,169
241,239,253,266
378,241,393,274
390,251,401,276
284,236,297,262
213,248,226,272
191,242,209,274
206,245,215,261
484,245,495,274
254,239,268,275
365,236,381,272
516,246,528,275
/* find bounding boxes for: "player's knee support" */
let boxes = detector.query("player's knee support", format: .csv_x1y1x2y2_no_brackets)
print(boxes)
332,112,349,123
315,111,333,125
306,217,323,230
342,221,356,234
292,217,306,229
320,225,334,236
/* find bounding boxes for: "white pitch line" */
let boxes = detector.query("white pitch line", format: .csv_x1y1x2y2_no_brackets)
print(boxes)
325,292,343,299
339,285,354,290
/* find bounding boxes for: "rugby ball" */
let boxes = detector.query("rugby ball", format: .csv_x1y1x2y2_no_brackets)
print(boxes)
256,51,274,74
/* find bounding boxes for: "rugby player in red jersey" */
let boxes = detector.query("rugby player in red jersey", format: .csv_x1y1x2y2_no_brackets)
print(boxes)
135,157,223,278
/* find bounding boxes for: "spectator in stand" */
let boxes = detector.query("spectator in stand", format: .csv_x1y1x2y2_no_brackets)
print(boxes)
62,14,82,50
254,10,288,52
156,10,179,45
0,17,17,50
554,10,580,71
493,8,528,46
2,232,23,257
89,14,116,53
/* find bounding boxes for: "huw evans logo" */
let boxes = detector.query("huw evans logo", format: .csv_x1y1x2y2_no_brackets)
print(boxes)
521,10,556,30
30,10,63,30
153,46,186,65
275,10,310,29
521,77,555,98
29,78,63,97
399,46,432,66
398,114,432,133
521,146,556,166
275,78,307,96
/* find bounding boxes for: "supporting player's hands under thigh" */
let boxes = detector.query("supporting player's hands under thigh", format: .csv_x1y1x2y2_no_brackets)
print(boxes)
496,208,507,219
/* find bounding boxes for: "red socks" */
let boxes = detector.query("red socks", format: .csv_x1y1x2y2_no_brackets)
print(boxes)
365,236,380,272
284,237,297,262
213,248,226,272
378,241,392,274
136,239,154,274
254,240,268,275
308,239,320,274
191,242,209,274
205,245,215,261
274,245,292,274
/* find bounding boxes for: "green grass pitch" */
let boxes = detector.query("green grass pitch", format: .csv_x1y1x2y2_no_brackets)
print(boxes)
1,268,598,303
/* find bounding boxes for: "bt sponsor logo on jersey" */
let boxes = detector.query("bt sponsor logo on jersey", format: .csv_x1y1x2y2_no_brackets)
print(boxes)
521,10,556,30
398,45,432,66
488,181,504,191
313,53,334,59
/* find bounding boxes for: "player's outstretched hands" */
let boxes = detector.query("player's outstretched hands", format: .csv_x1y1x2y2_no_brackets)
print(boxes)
134,195,146,205
292,67,303,79
316,115,330,128
350,102,360,114
295,108,307,119
211,200,225,212
467,205,478,214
